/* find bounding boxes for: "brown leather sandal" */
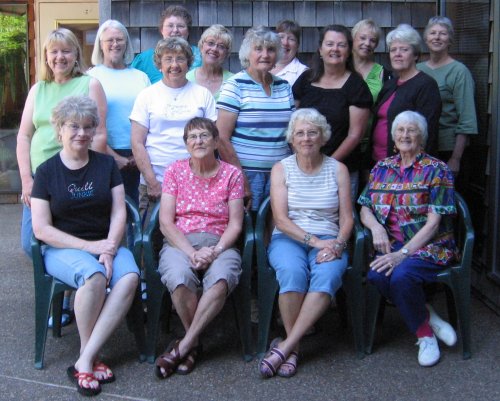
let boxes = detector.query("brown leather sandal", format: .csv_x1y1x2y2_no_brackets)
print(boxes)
154,340,182,379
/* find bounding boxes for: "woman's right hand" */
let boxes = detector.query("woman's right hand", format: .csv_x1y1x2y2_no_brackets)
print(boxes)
147,179,162,200
190,246,216,270
21,177,34,208
371,225,391,254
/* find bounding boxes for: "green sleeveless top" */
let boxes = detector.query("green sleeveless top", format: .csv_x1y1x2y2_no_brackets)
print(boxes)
365,63,384,102
31,75,91,173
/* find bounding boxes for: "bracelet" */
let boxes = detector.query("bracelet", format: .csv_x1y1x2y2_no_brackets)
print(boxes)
303,232,313,246
334,240,347,250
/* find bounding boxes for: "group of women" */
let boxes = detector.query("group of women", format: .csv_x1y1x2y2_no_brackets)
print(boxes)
16,6,475,394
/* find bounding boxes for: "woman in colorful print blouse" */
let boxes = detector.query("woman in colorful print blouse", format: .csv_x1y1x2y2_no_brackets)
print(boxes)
358,110,458,367
154,118,244,378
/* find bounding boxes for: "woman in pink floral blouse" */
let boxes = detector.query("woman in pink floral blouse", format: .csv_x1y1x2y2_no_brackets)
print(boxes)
154,117,244,378
358,110,458,367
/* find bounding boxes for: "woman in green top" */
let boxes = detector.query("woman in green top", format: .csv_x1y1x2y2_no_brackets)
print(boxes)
16,28,107,257
417,16,478,176
186,24,233,101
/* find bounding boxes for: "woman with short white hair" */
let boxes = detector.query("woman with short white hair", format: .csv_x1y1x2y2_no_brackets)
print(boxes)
370,24,441,164
217,26,294,212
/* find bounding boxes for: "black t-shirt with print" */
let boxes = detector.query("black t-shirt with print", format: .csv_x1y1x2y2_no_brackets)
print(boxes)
32,150,122,241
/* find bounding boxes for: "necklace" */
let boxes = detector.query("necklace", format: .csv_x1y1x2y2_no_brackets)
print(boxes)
172,84,188,101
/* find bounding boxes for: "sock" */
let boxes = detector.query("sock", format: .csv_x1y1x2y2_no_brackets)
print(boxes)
416,312,433,338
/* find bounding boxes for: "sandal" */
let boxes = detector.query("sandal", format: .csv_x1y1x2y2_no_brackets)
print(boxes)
93,361,115,384
67,366,101,397
277,351,299,378
176,344,202,375
259,337,286,378
154,339,182,379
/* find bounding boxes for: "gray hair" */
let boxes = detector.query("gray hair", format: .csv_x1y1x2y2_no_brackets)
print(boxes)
424,16,454,45
92,19,134,66
352,19,381,47
198,24,233,54
286,108,332,143
386,24,422,57
391,110,428,146
239,26,283,69
51,96,99,138
154,37,194,69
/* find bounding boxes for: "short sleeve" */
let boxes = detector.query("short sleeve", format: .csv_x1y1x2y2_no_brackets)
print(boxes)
217,78,241,114
428,165,456,215
162,161,179,197
129,88,151,129
346,74,373,109
227,167,244,201
292,70,309,102
31,162,50,201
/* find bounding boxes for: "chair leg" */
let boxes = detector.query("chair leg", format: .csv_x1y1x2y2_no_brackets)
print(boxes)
342,274,365,359
231,273,253,361
51,292,64,338
145,283,168,364
34,287,54,369
451,277,472,359
126,285,147,362
365,282,382,355
256,268,279,358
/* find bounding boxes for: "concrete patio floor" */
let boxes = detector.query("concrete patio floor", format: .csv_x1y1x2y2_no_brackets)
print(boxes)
1,203,499,401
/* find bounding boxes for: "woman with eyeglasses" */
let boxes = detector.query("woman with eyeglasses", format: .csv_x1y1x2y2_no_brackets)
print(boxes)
187,24,233,101
31,96,140,396
260,108,353,378
89,19,150,208
131,4,202,83
155,117,244,378
130,37,216,222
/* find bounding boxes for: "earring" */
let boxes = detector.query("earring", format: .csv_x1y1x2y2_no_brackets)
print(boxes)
393,145,398,154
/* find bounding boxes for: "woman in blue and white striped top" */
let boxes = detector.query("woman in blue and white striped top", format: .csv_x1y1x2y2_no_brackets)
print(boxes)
260,108,353,379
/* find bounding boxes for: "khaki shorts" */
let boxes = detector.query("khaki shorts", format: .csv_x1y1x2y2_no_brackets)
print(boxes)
158,232,241,295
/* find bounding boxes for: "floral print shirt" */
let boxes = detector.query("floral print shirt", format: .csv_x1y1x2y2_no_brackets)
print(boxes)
162,159,244,236
358,152,458,265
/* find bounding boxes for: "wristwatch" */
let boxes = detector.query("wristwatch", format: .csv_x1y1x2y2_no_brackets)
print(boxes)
401,247,410,257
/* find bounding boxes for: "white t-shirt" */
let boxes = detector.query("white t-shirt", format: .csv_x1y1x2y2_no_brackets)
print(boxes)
129,80,217,183
274,57,308,86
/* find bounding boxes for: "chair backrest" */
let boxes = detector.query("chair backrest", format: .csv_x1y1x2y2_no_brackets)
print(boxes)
453,192,474,270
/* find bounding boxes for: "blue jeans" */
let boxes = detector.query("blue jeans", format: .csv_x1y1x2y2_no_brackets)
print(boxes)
367,242,447,333
244,170,271,212
268,233,348,298
21,204,33,258
43,246,139,289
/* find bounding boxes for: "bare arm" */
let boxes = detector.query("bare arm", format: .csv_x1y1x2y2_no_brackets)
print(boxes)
447,134,467,174
213,198,244,255
216,109,252,208
131,120,161,198
331,106,370,162
334,161,354,251
360,205,392,255
16,85,37,208
88,77,107,153
106,145,130,170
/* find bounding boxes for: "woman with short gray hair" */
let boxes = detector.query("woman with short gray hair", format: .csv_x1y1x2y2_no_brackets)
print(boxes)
417,16,477,177
89,19,150,207
370,24,441,165
217,26,294,212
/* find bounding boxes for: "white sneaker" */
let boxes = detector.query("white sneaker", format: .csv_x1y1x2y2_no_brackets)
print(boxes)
426,304,457,346
416,335,440,367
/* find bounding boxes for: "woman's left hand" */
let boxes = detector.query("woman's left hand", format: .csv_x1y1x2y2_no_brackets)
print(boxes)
369,251,406,276
190,247,216,270
99,253,114,284
316,247,339,264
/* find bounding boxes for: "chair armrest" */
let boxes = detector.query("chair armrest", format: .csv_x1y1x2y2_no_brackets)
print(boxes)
125,195,143,265
350,209,366,275
255,197,271,270
241,211,254,270
31,235,47,283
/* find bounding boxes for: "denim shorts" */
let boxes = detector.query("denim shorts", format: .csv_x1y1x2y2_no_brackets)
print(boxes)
268,233,348,298
43,246,140,289
244,170,271,212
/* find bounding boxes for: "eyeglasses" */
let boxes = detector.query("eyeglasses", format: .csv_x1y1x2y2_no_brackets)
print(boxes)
161,56,188,65
294,130,320,139
102,38,126,45
186,133,212,142
205,40,228,51
164,23,187,31
64,123,95,134
395,127,419,135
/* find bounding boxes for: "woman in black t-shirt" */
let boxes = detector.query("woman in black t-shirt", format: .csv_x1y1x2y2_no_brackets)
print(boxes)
31,96,140,397
293,24,373,197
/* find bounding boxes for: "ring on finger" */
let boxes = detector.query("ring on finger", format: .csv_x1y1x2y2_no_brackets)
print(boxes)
388,263,394,268
323,253,327,257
